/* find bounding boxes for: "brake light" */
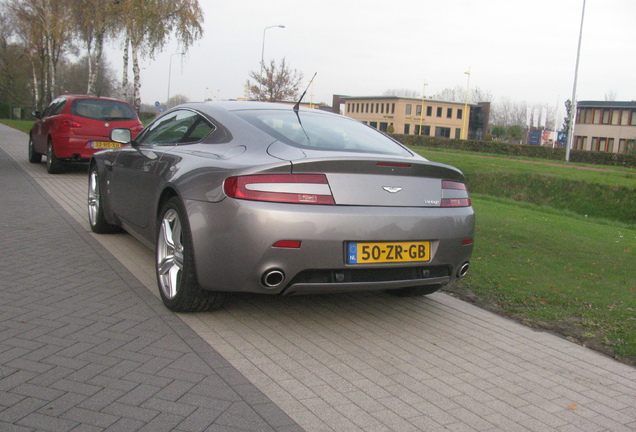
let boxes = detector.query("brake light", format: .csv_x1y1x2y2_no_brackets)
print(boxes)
224,174,335,205
441,180,467,190
441,180,471,207
60,119,82,128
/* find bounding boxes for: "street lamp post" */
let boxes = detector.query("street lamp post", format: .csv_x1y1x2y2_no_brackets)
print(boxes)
167,52,184,108
259,25,285,100
462,68,471,140
566,0,586,162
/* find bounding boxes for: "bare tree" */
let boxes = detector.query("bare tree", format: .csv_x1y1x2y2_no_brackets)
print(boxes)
70,0,119,95
8,0,74,109
117,0,204,111
382,88,420,98
246,58,303,102
433,85,492,103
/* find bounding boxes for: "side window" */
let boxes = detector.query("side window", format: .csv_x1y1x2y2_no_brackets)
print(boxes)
42,98,65,117
136,110,214,145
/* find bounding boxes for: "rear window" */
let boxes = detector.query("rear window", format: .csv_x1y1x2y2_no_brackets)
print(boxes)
70,99,137,122
235,110,412,157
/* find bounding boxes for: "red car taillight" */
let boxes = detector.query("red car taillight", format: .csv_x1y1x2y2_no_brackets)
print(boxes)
60,119,82,128
441,180,471,207
224,174,336,205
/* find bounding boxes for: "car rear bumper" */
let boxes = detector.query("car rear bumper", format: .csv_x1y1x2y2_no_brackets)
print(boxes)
53,135,123,160
185,198,475,295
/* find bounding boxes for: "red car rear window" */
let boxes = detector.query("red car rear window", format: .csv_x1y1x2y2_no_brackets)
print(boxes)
70,99,137,122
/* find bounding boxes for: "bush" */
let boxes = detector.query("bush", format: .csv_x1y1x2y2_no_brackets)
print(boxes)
393,134,636,168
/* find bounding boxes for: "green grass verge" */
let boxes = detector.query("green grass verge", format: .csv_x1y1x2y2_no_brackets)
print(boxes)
450,195,636,364
0,119,33,134
417,146,636,364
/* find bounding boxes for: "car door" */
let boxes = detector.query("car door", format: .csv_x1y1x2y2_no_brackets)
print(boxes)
109,109,213,235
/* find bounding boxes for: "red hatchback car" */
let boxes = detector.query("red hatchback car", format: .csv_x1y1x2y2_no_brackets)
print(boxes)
29,95,143,173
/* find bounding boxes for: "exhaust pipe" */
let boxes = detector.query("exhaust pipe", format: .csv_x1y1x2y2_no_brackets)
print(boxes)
262,269,285,288
457,262,470,278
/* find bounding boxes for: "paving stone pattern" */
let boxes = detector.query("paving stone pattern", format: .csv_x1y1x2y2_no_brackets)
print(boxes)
0,138,302,431
1,124,636,432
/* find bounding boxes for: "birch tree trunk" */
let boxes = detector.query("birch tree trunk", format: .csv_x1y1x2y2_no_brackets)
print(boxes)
131,42,141,112
121,37,129,101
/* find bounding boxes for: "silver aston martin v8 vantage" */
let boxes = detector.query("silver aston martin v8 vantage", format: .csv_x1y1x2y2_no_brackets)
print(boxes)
88,101,474,312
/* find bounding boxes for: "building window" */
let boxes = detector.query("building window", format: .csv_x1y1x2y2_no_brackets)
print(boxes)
619,139,635,153
404,124,410,134
574,136,587,150
376,103,380,113
447,108,453,118
416,105,422,116
631,110,636,126
621,110,630,125
435,127,451,138
379,122,388,132
381,104,385,114
426,106,432,116
602,110,610,124
406,104,412,115
457,109,463,120
370,121,378,129
455,128,461,139
415,125,430,136
436,107,442,117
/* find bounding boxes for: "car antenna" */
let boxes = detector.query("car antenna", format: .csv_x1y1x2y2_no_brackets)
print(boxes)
293,72,317,112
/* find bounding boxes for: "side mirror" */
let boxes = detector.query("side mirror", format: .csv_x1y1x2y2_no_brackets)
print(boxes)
32,111,42,119
110,128,132,144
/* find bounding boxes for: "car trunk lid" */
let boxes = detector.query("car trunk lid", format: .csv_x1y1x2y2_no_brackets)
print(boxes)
290,157,467,207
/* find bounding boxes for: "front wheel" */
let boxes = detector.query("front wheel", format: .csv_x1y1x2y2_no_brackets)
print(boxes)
156,197,223,312
387,284,442,297
88,165,119,233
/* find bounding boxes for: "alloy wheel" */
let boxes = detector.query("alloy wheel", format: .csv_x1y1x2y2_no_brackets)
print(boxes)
87,170,100,227
157,209,184,300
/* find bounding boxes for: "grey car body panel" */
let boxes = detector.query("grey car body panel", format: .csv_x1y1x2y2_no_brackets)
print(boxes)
92,101,474,296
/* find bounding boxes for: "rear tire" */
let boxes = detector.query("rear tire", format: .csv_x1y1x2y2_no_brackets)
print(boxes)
156,197,224,312
28,137,42,163
46,138,63,174
387,284,442,297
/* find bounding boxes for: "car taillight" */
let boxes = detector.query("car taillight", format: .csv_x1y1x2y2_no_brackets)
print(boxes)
441,180,471,207
224,174,335,205
60,119,82,128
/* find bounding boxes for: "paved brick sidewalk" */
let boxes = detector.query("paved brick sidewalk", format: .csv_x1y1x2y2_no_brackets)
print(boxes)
0,142,302,431
1,124,635,431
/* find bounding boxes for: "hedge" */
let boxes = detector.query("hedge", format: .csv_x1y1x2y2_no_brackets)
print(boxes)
392,134,636,168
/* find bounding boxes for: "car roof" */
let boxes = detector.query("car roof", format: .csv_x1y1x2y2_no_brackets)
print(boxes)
55,94,134,104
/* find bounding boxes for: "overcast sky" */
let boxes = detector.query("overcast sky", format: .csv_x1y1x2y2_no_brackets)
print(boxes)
107,0,636,109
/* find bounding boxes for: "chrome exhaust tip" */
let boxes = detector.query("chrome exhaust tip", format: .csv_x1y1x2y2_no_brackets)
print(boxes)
458,262,470,278
262,269,285,288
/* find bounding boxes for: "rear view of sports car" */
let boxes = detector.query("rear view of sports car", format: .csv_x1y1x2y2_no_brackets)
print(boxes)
88,101,474,312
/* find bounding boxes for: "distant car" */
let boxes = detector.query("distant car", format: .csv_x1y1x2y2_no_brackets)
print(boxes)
29,95,143,173
88,101,474,312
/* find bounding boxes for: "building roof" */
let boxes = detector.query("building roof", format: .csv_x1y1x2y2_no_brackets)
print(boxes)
339,95,478,107
577,100,636,108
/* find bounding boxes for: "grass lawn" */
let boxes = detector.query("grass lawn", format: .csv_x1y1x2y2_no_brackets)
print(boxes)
0,119,33,134
451,195,636,364
414,147,636,365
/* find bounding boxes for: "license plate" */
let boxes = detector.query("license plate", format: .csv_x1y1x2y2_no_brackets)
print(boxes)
347,241,430,264
91,141,121,149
